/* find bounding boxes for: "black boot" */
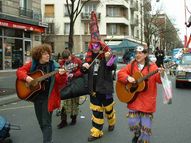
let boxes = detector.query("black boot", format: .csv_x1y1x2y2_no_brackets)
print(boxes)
57,112,67,129
70,115,77,125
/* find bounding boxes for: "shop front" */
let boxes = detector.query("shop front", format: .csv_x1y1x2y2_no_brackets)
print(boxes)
0,19,45,70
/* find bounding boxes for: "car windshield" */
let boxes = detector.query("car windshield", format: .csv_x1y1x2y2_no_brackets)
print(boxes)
181,55,191,64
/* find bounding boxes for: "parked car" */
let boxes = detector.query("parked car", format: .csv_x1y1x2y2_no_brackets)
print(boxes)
149,54,157,63
163,56,172,63
176,53,191,88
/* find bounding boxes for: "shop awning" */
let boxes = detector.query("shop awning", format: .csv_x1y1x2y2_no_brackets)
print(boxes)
0,19,46,33
109,39,140,50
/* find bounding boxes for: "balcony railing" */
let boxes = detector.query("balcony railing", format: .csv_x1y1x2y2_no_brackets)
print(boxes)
81,12,101,21
19,7,33,19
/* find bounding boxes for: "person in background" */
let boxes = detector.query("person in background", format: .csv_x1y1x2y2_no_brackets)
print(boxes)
81,11,116,142
117,46,164,143
57,49,83,129
155,47,164,67
16,44,67,143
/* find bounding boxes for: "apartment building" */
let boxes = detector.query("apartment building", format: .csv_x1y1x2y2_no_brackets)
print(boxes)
0,0,47,70
42,0,145,55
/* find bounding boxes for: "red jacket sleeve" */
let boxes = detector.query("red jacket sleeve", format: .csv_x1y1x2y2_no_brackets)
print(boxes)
16,62,32,80
117,64,132,84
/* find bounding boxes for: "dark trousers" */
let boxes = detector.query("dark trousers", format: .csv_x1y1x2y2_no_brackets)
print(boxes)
34,97,52,143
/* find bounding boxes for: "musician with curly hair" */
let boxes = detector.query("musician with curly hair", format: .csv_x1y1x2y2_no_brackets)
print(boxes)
16,44,67,143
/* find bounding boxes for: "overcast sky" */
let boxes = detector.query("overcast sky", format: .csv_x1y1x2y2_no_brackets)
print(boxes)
153,0,191,43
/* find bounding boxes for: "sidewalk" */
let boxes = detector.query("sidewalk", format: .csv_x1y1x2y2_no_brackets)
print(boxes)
0,69,18,106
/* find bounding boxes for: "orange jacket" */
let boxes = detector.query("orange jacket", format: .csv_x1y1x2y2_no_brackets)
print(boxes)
117,61,162,113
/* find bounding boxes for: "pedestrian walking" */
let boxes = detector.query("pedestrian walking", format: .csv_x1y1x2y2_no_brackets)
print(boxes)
117,45,164,143
16,44,67,143
155,47,164,67
57,49,83,129
81,11,116,142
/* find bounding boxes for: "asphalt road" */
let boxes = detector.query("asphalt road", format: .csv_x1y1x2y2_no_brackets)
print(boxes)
1,77,191,143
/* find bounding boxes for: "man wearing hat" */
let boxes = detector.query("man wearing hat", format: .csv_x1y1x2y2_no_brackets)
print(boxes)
81,11,116,142
117,46,164,143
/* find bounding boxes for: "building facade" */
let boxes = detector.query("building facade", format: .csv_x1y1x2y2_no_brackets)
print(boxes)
41,0,146,55
0,0,47,70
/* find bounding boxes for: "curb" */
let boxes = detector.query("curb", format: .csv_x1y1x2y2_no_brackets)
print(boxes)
0,94,20,106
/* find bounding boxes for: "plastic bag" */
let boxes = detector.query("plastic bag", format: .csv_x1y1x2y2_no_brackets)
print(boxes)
161,72,172,104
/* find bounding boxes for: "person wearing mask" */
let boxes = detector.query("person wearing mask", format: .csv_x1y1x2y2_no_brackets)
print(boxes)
81,11,116,142
117,46,164,143
16,44,67,143
57,49,83,129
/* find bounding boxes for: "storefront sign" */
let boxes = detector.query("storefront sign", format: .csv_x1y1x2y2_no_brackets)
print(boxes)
0,19,45,33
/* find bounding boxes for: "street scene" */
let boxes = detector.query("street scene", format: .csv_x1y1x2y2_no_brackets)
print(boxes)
1,65,191,143
1,0,191,143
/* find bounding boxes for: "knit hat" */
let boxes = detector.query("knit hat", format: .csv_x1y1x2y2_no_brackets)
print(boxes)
135,46,148,53
89,11,100,43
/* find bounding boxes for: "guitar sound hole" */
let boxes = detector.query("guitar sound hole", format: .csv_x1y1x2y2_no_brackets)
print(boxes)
130,84,138,93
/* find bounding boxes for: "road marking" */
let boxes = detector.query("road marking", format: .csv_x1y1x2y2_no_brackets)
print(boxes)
0,105,33,111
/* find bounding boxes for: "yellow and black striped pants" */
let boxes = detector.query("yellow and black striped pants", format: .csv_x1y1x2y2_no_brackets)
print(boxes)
89,93,116,137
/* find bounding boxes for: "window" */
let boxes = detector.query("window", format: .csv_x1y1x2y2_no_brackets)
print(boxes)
24,31,31,38
46,23,54,34
84,3,96,14
106,6,120,17
4,28,23,38
20,0,28,8
64,4,71,16
45,4,54,17
84,23,90,35
107,24,117,35
64,23,70,35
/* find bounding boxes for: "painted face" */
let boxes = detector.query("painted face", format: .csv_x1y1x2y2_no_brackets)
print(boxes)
92,42,100,53
39,51,50,64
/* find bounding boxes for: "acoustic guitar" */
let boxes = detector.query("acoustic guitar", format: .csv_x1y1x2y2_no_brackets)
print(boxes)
16,70,60,101
116,64,176,103
16,65,77,101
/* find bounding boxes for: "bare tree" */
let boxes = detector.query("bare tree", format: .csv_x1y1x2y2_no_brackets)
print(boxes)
143,5,182,51
66,0,91,52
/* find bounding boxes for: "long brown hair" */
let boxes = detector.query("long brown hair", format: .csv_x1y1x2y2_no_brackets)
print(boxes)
31,44,52,61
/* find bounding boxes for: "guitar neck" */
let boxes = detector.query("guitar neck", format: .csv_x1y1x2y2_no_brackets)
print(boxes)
137,69,158,83
37,70,58,82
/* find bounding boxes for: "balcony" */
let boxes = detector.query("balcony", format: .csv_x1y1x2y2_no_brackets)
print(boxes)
19,7,33,19
81,12,101,21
